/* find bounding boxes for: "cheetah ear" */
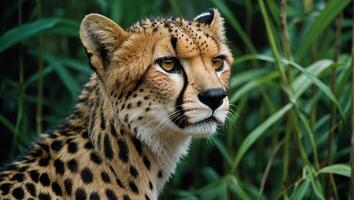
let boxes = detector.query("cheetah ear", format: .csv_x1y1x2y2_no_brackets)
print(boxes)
80,14,129,74
194,8,226,41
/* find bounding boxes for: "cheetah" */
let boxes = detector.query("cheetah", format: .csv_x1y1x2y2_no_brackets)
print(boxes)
0,8,233,200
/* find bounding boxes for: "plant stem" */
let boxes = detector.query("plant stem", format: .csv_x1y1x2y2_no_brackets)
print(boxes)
351,0,354,198
327,11,343,200
36,0,43,134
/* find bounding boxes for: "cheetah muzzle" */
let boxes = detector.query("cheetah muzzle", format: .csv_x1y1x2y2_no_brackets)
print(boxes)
0,8,233,200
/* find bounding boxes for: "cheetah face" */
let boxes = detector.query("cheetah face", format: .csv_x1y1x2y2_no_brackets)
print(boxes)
80,9,232,138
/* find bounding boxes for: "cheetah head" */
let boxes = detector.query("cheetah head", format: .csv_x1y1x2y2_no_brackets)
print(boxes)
80,9,232,139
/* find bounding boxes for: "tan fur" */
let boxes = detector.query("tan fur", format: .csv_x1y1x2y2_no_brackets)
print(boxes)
0,9,232,200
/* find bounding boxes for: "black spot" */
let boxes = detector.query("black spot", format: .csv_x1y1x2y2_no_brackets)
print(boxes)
171,36,177,50
131,137,142,156
67,159,78,173
118,139,129,163
123,194,131,200
105,189,117,200
89,192,100,200
38,157,50,166
84,141,93,149
51,140,63,151
127,103,132,109
129,181,139,194
157,170,163,178
29,170,39,182
64,178,73,195
18,165,29,172
149,181,154,190
25,182,36,197
124,114,129,123
145,194,151,200
38,143,50,152
54,159,65,175
38,192,51,200
100,112,106,130
82,131,89,138
75,188,87,200
12,187,24,199
90,152,102,164
0,183,11,195
39,173,50,186
143,156,151,170
137,101,142,107
129,166,139,178
104,135,114,160
68,141,78,153
116,178,124,188
81,167,93,184
101,171,111,183
10,173,24,182
51,182,62,196
110,122,117,137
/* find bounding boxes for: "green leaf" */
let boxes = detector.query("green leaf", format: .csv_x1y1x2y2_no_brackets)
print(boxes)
296,0,351,61
229,68,269,88
292,59,334,99
0,113,16,134
227,175,250,200
317,164,351,178
292,179,311,200
0,18,79,53
287,59,344,117
230,71,279,103
231,103,293,171
43,54,80,97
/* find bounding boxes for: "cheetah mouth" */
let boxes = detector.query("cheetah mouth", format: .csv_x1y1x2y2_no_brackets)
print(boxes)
192,117,219,126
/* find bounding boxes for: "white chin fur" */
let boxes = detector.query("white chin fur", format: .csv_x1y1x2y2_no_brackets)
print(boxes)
183,120,218,137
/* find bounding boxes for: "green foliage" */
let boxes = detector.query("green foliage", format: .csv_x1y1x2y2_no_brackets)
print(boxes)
0,0,351,199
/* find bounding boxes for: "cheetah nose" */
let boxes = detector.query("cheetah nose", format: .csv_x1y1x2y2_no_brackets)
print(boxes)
198,88,226,111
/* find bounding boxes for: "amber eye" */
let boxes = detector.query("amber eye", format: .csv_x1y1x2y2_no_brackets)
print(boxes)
212,56,225,71
156,57,180,73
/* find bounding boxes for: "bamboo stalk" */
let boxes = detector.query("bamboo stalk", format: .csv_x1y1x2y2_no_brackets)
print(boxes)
36,0,43,134
327,11,343,200
351,0,354,197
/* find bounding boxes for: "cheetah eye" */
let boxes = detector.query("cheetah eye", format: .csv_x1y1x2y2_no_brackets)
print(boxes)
212,56,225,72
156,57,180,73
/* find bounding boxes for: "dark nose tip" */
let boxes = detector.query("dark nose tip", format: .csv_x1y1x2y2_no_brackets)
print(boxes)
198,88,226,111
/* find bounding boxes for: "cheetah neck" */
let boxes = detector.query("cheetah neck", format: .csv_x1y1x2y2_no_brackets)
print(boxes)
76,74,191,194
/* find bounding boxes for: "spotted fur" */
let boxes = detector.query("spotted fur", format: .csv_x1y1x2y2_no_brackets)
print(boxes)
0,8,232,200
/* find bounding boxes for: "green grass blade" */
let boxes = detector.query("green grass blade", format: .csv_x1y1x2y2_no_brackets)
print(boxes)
258,0,288,88
287,60,344,117
231,103,293,172
292,59,334,99
0,18,79,53
296,0,351,61
0,113,16,134
229,68,269,88
44,54,80,97
317,164,351,178
292,179,311,200
230,71,279,103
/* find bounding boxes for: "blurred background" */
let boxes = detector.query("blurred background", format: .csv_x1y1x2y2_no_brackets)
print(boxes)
0,0,352,199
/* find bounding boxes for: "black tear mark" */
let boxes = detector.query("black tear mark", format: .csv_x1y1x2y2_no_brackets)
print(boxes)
170,66,188,128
